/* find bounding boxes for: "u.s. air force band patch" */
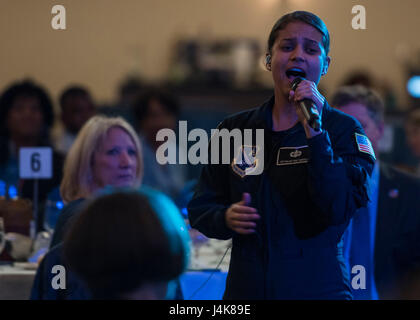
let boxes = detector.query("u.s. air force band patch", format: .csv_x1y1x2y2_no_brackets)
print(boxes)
276,145,309,166
355,133,376,160
231,145,261,178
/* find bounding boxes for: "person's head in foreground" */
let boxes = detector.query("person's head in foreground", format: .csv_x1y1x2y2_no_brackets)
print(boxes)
60,115,143,203
332,85,384,153
62,188,190,300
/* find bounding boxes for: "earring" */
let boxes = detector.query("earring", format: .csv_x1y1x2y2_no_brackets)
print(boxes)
266,55,272,71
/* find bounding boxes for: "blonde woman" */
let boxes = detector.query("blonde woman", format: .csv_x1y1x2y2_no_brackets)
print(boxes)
50,115,143,248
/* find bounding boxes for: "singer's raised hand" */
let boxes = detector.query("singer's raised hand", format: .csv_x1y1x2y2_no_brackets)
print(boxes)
289,79,324,137
225,193,260,235
289,79,325,114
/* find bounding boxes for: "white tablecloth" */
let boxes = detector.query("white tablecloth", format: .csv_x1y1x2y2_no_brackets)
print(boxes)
0,264,37,300
0,264,228,300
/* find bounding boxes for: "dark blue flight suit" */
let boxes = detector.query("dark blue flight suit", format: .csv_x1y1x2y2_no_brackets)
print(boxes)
187,96,375,299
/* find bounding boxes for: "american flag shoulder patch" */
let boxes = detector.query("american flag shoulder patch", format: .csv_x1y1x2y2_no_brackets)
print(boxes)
355,133,376,160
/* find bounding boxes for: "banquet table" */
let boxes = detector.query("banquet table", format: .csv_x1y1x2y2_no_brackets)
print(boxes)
0,263,227,300
180,270,227,300
0,263,36,300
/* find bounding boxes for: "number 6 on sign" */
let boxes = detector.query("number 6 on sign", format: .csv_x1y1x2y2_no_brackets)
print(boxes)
19,147,53,179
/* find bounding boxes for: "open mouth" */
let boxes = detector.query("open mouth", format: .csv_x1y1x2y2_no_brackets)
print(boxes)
118,174,133,180
286,68,306,79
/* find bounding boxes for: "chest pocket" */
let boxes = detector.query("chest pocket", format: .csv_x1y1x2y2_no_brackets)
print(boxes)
267,145,329,238
269,145,309,199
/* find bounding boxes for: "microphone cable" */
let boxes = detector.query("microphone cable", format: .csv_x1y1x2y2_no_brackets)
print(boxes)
187,242,232,300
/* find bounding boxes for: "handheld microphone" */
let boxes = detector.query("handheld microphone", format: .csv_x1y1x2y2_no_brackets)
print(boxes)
291,77,321,132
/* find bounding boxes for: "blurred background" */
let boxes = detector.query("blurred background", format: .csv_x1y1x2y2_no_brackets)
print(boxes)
1,0,419,103
2,0,420,174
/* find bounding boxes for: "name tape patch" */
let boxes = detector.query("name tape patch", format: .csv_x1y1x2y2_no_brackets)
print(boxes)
276,145,309,166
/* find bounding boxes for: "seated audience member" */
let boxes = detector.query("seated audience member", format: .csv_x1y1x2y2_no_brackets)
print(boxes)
404,108,420,176
62,188,190,299
50,115,143,248
341,70,374,88
30,115,143,299
30,242,90,299
133,87,186,200
53,85,95,155
96,77,143,127
333,85,420,299
341,70,398,111
0,80,64,234
115,77,144,124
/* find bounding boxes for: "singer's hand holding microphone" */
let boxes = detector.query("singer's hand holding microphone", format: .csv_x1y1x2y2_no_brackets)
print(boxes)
289,77,324,137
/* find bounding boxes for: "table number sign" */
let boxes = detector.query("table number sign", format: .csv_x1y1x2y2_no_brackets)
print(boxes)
19,147,52,179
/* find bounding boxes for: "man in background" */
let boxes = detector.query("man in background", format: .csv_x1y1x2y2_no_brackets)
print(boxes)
132,87,186,201
333,85,420,299
54,86,95,155
405,108,420,176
